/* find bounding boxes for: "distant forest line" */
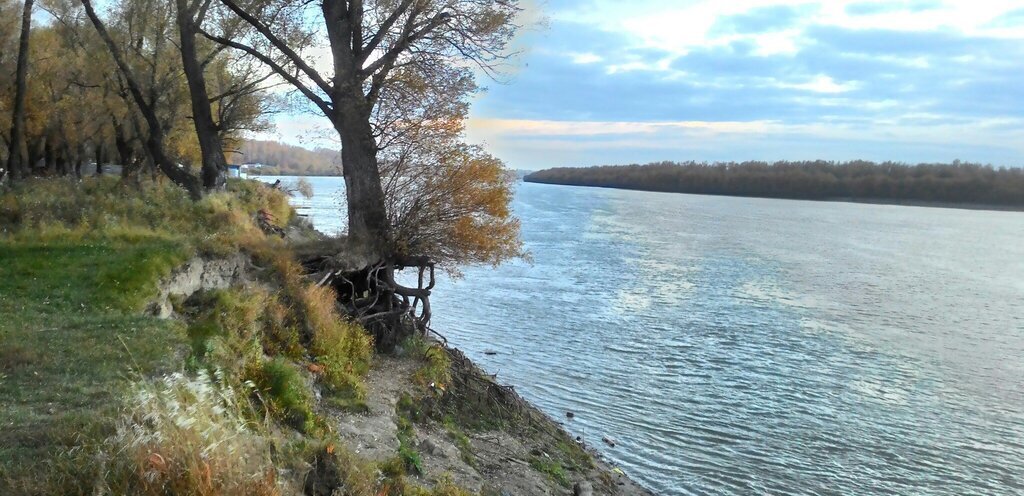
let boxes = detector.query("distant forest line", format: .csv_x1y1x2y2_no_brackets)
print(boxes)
524,161,1024,208
228,140,341,176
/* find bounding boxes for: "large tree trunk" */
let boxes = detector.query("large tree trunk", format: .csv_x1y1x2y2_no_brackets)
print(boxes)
27,137,43,174
112,117,132,171
82,0,204,200
333,100,390,258
176,0,228,192
6,0,33,183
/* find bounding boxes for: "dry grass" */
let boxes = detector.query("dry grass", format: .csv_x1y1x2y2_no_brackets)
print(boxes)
0,176,292,255
85,373,280,496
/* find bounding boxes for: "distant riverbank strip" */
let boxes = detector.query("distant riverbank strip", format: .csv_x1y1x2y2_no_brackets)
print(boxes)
524,161,1024,210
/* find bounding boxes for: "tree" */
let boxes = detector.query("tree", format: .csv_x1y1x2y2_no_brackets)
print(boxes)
81,0,205,198
175,0,230,190
203,0,521,261
6,0,35,183
77,0,274,196
205,0,523,342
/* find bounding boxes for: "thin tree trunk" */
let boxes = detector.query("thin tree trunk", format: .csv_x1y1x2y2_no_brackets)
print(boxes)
176,0,228,191
94,144,104,176
44,139,56,175
6,0,34,183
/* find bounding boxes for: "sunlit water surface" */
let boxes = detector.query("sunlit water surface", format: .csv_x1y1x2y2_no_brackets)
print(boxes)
264,175,1024,495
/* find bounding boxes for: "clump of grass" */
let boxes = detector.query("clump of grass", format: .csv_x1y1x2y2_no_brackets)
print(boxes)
556,439,594,472
250,359,315,432
395,393,424,475
401,335,452,389
250,247,373,399
526,441,592,489
442,416,475,467
398,436,424,476
185,288,267,363
85,372,280,495
323,389,370,414
529,456,570,487
301,285,374,383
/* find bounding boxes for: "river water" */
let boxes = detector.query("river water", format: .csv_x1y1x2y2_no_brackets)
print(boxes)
265,175,1024,495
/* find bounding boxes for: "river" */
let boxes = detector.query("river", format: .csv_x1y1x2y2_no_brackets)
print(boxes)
262,175,1024,495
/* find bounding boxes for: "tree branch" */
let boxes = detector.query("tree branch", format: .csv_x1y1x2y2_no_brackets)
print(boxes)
199,29,334,117
217,0,333,96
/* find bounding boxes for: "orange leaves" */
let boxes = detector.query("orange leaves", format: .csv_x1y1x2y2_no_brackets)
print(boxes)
385,140,523,270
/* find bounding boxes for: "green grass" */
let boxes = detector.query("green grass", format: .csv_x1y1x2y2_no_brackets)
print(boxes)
0,239,190,491
529,456,570,487
442,416,475,466
395,393,425,475
0,177,477,495
252,358,316,432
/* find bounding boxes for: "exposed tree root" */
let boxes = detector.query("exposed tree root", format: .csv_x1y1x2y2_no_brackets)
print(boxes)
301,251,435,352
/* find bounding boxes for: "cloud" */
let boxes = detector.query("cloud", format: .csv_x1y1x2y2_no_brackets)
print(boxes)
711,5,813,34
264,1,1024,169
986,7,1024,27
845,0,944,16
805,25,1016,57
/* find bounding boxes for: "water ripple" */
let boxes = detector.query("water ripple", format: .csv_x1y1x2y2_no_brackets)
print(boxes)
288,177,1024,495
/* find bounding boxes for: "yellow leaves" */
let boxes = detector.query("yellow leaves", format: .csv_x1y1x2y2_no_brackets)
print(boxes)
387,138,523,269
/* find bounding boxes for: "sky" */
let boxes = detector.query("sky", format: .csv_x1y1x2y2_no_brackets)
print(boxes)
261,0,1024,170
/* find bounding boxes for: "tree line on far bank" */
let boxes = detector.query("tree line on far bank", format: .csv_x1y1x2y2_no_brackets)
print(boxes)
524,160,1024,207
228,140,341,176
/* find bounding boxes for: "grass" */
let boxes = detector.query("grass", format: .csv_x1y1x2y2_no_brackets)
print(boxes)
75,373,280,496
395,393,425,475
0,177,292,492
251,359,315,432
401,335,452,389
0,240,190,492
529,456,570,487
0,177,478,495
442,416,476,467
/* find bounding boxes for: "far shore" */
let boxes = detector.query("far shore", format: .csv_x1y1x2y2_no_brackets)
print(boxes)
524,180,1024,213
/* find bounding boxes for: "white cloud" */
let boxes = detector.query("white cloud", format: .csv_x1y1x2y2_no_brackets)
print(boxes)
552,0,1024,63
569,52,603,64
780,75,858,93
